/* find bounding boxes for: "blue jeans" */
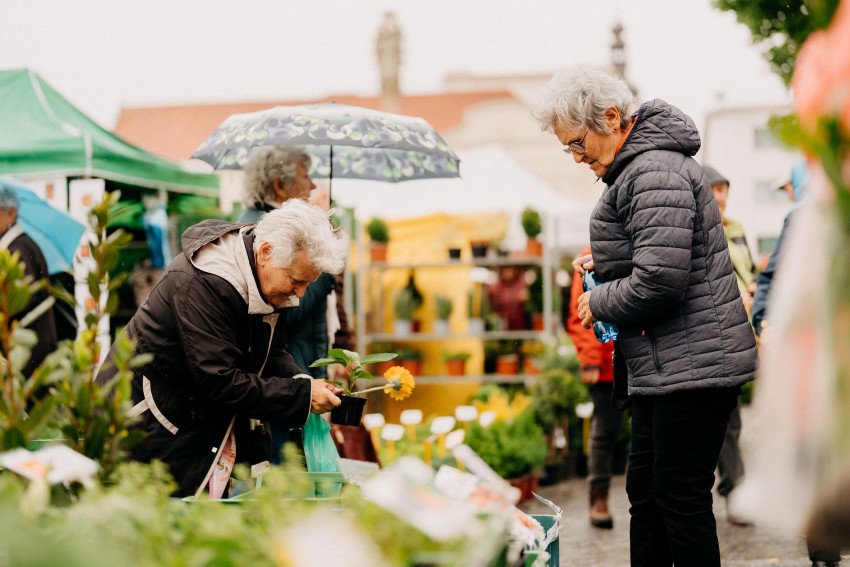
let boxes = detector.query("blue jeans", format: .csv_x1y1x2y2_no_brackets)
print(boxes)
628,387,739,567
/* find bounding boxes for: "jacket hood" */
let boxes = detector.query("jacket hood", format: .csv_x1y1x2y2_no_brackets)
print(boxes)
602,99,701,185
181,220,297,315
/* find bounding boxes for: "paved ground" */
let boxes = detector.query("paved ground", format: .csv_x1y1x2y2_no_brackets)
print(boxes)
518,406,842,566
521,474,816,566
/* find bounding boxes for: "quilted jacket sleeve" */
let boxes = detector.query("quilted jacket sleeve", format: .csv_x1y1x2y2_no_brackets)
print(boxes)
589,169,695,325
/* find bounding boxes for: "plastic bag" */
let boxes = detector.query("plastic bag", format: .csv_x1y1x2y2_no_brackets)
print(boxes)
303,413,342,497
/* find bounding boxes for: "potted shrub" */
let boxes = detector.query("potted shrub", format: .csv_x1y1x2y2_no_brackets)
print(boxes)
466,286,489,335
520,340,545,376
366,217,389,263
393,289,417,335
311,348,415,426
395,346,423,376
433,294,453,336
495,341,520,375
521,207,543,257
442,351,470,376
530,367,589,484
465,408,547,503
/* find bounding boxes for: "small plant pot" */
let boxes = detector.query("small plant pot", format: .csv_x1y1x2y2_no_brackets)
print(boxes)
523,357,541,376
467,317,485,335
470,241,489,258
394,319,412,336
411,319,422,333
447,247,462,260
433,319,450,336
531,312,545,331
445,359,466,376
398,358,422,376
496,354,519,375
373,360,395,376
525,237,543,257
370,243,388,263
330,395,367,426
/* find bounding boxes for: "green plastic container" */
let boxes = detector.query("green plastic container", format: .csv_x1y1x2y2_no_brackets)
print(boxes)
530,514,559,567
181,472,346,504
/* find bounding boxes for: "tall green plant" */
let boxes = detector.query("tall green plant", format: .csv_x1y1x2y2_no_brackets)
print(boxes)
0,250,57,450
48,191,150,477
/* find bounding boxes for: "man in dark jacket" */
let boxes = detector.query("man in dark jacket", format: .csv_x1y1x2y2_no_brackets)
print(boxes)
535,65,757,566
96,199,348,497
0,186,58,378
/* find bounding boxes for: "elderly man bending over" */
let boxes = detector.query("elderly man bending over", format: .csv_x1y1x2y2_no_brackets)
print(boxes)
96,199,347,497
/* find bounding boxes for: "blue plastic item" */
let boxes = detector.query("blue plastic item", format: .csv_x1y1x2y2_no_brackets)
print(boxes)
581,270,619,343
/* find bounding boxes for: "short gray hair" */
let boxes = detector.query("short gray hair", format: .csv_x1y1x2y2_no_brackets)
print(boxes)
253,199,348,275
0,185,20,211
532,65,637,134
242,145,312,208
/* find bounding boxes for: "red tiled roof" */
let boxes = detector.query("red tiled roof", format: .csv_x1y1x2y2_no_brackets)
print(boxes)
114,91,514,162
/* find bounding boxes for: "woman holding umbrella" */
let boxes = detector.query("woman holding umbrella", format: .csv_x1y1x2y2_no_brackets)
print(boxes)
0,185,57,377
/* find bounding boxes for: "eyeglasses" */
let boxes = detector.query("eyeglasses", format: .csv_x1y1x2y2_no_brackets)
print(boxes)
563,131,589,156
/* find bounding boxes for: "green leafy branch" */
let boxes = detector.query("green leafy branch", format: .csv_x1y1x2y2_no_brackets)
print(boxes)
310,348,397,394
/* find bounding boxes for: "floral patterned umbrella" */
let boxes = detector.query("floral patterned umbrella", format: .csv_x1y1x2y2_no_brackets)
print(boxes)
192,103,460,183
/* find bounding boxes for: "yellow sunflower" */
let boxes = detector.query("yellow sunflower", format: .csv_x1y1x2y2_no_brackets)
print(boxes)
383,366,415,401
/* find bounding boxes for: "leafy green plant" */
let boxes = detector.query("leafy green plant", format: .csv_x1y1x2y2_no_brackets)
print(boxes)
530,368,588,430
366,217,389,243
394,289,417,320
395,346,422,361
442,351,471,362
520,207,542,239
466,409,547,479
434,295,453,320
310,348,399,396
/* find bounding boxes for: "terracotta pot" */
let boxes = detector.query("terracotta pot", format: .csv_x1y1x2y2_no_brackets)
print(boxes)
330,395,367,426
398,358,422,376
496,354,519,375
526,237,543,257
370,243,388,263
373,360,395,376
508,473,537,504
523,357,540,376
531,312,545,331
445,359,466,376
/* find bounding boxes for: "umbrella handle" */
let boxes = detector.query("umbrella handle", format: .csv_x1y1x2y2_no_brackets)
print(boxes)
328,145,333,202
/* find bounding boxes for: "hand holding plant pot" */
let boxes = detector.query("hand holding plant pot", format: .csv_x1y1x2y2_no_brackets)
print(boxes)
311,348,416,425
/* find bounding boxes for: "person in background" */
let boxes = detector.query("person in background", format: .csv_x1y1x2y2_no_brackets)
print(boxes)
703,165,757,527
566,245,622,529
0,185,58,377
95,200,348,497
239,146,353,460
534,65,756,567
487,265,529,330
748,162,840,566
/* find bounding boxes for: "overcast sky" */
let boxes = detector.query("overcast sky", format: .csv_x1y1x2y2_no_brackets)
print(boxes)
2,0,791,131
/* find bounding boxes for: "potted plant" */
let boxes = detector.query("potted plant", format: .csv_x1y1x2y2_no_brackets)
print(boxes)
395,346,423,376
433,294,453,336
393,289,417,335
530,367,589,484
465,408,547,503
521,207,543,257
311,348,415,426
442,351,470,376
495,341,520,375
466,286,489,335
366,217,389,263
520,340,545,376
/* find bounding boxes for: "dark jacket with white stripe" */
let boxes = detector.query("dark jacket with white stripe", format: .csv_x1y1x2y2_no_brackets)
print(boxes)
96,221,312,496
588,99,757,395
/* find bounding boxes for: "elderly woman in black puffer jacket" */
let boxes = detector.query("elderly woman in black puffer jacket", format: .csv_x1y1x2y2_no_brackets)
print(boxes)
534,65,757,567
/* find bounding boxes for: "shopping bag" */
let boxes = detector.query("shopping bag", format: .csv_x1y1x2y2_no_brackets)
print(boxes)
303,413,343,497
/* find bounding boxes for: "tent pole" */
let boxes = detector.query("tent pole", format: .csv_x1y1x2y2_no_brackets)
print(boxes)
328,145,334,203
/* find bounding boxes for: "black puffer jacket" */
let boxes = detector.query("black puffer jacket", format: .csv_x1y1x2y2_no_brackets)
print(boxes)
97,221,312,496
588,99,757,395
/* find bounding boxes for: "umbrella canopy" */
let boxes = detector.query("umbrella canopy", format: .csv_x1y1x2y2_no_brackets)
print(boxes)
0,177,85,274
0,69,219,196
192,102,460,183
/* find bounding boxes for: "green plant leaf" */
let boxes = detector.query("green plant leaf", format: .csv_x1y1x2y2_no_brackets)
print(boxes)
360,353,398,364
309,357,340,368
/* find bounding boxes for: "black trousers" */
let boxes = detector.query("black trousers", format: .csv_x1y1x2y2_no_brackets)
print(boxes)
588,382,624,491
628,387,740,567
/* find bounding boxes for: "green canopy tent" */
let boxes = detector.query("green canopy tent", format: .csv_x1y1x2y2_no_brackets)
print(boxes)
0,69,218,196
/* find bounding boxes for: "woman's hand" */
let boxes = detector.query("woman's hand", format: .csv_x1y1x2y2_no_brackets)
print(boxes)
310,380,342,413
572,254,594,275
577,290,596,329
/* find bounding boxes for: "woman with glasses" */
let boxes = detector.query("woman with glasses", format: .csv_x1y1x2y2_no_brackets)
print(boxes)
533,65,756,567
